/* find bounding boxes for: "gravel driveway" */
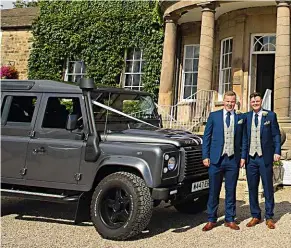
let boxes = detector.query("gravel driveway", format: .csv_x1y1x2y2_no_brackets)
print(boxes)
1,182,291,248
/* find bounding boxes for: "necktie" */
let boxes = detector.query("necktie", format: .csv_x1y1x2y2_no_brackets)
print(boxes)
255,113,258,127
226,112,231,128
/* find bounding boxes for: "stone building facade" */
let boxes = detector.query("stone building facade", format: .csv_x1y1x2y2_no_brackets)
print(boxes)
159,0,291,150
1,3,291,151
1,7,39,79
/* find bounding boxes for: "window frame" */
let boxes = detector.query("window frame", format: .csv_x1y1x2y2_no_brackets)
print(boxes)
252,34,276,54
181,44,200,102
38,94,86,132
218,37,233,101
1,92,42,128
122,48,145,91
64,59,86,83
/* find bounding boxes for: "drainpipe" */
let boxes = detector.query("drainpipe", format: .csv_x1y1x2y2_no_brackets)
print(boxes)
173,24,182,107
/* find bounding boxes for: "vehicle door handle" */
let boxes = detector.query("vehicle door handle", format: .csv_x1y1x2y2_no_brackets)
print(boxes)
33,147,46,154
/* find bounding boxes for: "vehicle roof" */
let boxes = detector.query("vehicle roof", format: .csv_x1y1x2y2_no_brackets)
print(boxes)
1,80,150,95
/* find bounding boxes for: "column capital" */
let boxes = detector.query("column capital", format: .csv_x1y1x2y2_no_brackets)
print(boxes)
164,14,179,24
276,0,291,7
197,1,218,13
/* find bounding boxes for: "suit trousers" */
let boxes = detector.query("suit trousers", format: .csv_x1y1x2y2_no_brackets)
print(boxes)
207,155,239,222
246,154,274,219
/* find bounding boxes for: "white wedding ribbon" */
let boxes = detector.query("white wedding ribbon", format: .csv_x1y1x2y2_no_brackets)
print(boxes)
91,100,203,145
91,100,159,129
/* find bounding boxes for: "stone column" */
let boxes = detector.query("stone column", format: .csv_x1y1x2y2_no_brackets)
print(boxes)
232,15,246,111
274,0,291,118
158,14,178,107
197,2,216,91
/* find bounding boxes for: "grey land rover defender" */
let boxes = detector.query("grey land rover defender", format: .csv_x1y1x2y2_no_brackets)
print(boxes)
1,78,209,240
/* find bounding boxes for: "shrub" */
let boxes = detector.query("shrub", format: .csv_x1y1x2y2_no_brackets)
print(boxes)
28,0,164,101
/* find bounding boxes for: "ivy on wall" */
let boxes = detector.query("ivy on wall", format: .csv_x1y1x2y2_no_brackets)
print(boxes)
28,0,164,100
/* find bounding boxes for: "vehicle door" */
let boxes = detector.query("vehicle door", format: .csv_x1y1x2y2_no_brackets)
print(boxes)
1,92,41,183
25,94,87,186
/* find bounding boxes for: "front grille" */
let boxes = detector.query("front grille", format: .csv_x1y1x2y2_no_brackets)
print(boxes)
183,146,208,179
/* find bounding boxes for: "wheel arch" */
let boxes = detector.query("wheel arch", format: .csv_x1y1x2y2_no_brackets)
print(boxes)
92,156,154,189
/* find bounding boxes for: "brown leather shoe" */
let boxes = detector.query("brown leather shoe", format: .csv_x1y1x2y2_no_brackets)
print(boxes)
246,218,261,227
224,222,240,230
266,219,276,229
202,222,216,231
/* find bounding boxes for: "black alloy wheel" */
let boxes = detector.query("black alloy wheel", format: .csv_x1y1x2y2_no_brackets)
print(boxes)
99,187,131,229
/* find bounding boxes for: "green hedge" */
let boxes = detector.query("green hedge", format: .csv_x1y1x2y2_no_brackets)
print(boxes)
28,0,164,100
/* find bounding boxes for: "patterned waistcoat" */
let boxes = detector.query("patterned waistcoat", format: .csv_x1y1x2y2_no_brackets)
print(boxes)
222,116,234,156
249,117,263,156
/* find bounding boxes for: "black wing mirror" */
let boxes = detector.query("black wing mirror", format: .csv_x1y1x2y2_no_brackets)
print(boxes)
66,114,78,130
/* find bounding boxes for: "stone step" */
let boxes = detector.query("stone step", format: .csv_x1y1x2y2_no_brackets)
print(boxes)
278,118,291,124
280,127,291,133
193,125,206,134
283,146,291,151
281,149,291,160
282,144,291,151
280,122,291,126
282,134,291,147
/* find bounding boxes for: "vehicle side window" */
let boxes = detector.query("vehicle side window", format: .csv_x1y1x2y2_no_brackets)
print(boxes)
3,95,37,124
42,97,83,129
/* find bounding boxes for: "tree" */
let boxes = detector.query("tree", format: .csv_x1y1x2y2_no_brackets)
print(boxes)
13,0,38,8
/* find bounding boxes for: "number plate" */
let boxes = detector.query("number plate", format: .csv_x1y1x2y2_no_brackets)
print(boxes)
191,179,209,192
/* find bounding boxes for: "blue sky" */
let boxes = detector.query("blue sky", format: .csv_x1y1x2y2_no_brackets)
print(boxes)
1,0,14,9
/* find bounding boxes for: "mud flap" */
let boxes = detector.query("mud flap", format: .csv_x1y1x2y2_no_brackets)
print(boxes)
74,192,92,224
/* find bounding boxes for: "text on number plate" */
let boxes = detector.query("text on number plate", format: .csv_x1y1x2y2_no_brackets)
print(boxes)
191,179,209,192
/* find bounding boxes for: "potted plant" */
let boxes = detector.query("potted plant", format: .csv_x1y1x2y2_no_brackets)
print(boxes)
0,65,19,79
273,160,284,187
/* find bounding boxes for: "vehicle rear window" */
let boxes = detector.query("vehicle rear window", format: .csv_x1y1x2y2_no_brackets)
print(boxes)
4,96,37,123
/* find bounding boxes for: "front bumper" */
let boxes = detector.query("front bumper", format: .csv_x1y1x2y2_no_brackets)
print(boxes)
152,178,209,201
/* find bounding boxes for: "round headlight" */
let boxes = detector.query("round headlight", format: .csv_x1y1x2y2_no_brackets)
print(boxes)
167,157,176,171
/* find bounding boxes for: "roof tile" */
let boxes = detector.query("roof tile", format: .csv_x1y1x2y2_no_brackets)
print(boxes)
1,7,39,28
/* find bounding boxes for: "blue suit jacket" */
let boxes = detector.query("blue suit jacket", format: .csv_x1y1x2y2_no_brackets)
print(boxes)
202,109,246,165
242,110,281,165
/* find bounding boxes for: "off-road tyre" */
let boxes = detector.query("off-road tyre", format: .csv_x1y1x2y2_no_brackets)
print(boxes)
90,172,153,240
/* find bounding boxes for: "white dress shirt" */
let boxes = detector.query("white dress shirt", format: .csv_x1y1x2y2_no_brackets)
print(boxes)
223,109,235,124
252,109,262,127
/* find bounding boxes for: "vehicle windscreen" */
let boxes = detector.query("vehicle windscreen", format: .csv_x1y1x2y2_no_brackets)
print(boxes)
91,91,160,131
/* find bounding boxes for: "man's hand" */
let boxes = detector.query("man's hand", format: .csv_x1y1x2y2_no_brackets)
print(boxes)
274,154,281,162
240,159,245,168
203,158,210,167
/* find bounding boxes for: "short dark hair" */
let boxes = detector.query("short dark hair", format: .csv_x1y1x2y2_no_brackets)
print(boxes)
249,92,262,99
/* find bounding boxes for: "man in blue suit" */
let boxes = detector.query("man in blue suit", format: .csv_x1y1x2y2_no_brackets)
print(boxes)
243,92,281,229
202,91,246,231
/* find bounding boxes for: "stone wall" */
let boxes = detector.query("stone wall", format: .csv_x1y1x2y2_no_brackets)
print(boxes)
216,6,276,111
178,6,277,112
1,29,33,80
